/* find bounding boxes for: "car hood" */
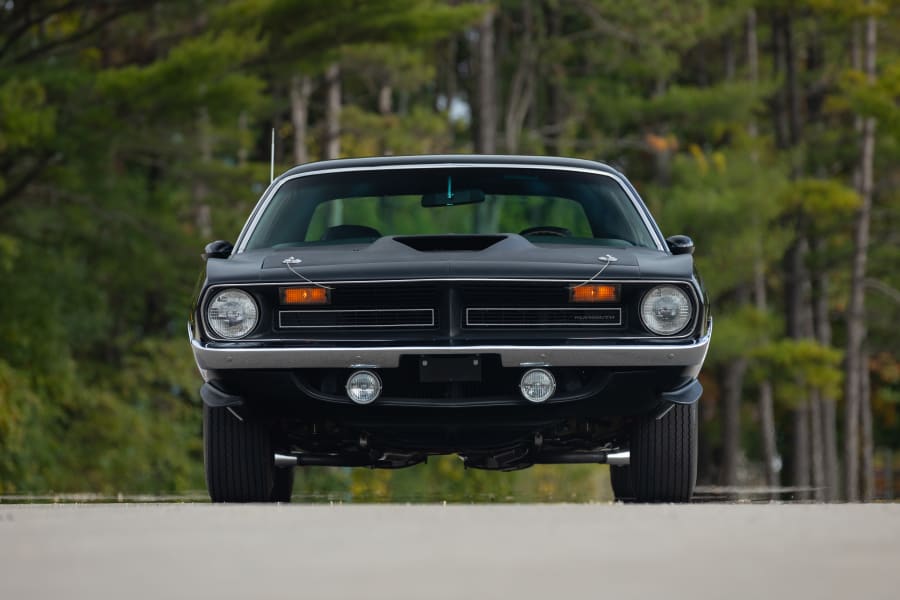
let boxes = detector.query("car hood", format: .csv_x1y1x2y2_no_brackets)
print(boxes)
205,234,694,284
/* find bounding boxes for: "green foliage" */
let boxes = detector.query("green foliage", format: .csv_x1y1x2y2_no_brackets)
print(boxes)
707,305,778,365
0,78,56,153
341,105,456,156
779,178,860,238
840,62,900,139
750,339,844,408
338,458,612,503
220,0,486,71
650,148,789,301
97,32,266,126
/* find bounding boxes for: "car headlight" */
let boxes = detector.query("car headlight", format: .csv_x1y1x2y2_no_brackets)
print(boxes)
206,288,259,339
640,285,692,335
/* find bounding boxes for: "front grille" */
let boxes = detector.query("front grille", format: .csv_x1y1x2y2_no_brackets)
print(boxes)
458,284,569,307
273,281,636,334
331,284,439,309
466,307,622,327
279,309,435,328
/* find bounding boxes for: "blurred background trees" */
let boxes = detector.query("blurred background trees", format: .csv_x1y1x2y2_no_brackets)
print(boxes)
0,0,897,500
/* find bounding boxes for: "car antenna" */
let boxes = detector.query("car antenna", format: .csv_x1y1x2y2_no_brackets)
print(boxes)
270,128,275,184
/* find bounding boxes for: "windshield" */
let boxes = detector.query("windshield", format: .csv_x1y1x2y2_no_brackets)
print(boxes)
243,167,658,251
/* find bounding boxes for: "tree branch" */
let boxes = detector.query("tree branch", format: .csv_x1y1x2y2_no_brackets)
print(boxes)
866,278,900,306
9,4,143,65
0,153,57,211
0,0,80,61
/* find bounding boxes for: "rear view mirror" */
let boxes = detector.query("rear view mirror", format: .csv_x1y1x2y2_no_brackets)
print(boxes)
422,189,485,207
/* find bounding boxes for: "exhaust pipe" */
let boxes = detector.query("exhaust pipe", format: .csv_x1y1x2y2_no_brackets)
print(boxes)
274,453,298,467
532,450,630,466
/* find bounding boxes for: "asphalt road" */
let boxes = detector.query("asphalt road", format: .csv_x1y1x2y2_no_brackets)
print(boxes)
1,503,898,600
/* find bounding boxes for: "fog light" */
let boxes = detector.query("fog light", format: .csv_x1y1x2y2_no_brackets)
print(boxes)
520,369,556,403
346,370,382,405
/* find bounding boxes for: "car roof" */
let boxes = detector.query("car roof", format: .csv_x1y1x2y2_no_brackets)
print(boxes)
278,154,624,180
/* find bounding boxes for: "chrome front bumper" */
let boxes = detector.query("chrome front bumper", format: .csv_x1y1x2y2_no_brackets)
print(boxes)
190,322,712,376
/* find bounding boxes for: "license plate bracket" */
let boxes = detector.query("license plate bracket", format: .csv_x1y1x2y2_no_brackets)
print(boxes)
419,355,482,383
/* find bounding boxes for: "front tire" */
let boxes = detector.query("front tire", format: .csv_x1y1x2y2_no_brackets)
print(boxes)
203,405,276,502
271,468,295,503
627,402,698,502
610,465,634,501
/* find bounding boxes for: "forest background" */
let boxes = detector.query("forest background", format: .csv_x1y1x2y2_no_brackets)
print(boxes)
0,0,898,502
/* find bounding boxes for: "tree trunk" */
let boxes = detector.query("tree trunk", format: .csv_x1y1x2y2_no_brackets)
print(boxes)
809,392,826,501
324,64,341,160
845,14,876,502
792,402,811,500
747,8,780,491
237,111,249,167
777,9,816,499
378,83,393,156
378,84,393,116
473,3,498,233
770,13,789,149
544,7,566,156
192,106,212,239
476,4,497,154
811,240,839,501
861,349,874,501
290,74,313,165
785,233,812,498
755,253,780,490
884,450,895,500
720,358,746,488
324,63,342,227
746,9,759,138
758,380,780,488
503,0,535,154
822,397,840,500
783,13,802,149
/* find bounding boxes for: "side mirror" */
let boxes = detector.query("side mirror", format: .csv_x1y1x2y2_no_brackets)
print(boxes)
666,235,694,255
202,240,233,260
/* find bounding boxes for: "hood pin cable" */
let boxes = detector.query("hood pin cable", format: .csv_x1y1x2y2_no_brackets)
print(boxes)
573,254,618,288
282,257,333,290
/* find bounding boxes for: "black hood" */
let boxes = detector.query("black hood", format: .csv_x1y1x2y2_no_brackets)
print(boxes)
205,235,693,284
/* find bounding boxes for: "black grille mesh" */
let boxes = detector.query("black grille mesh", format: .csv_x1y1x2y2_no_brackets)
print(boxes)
280,309,434,328
466,308,621,327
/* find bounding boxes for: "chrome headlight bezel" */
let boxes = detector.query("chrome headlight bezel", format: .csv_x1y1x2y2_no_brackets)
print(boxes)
205,288,259,340
639,285,693,336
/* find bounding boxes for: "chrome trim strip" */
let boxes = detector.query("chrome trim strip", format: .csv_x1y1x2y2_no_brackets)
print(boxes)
278,308,435,329
465,307,622,327
233,163,666,253
207,277,697,285
189,324,712,371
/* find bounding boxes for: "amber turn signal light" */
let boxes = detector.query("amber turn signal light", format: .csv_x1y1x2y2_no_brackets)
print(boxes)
281,286,329,305
570,284,619,303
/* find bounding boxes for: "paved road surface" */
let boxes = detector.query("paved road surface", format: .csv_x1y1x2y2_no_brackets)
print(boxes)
1,503,898,599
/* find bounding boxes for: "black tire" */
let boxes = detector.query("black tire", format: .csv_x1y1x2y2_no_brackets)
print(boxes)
203,405,276,502
609,465,634,501
629,402,698,503
271,467,295,503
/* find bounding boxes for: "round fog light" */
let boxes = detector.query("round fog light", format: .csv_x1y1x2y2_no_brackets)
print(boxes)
520,369,556,403
346,370,382,405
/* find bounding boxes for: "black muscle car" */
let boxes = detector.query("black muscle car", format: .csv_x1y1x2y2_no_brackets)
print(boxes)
188,155,711,503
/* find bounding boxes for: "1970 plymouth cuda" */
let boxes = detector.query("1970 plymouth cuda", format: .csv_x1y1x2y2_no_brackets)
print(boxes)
188,155,711,502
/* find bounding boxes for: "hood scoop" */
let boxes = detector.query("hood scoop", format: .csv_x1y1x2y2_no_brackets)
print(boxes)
394,235,507,252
